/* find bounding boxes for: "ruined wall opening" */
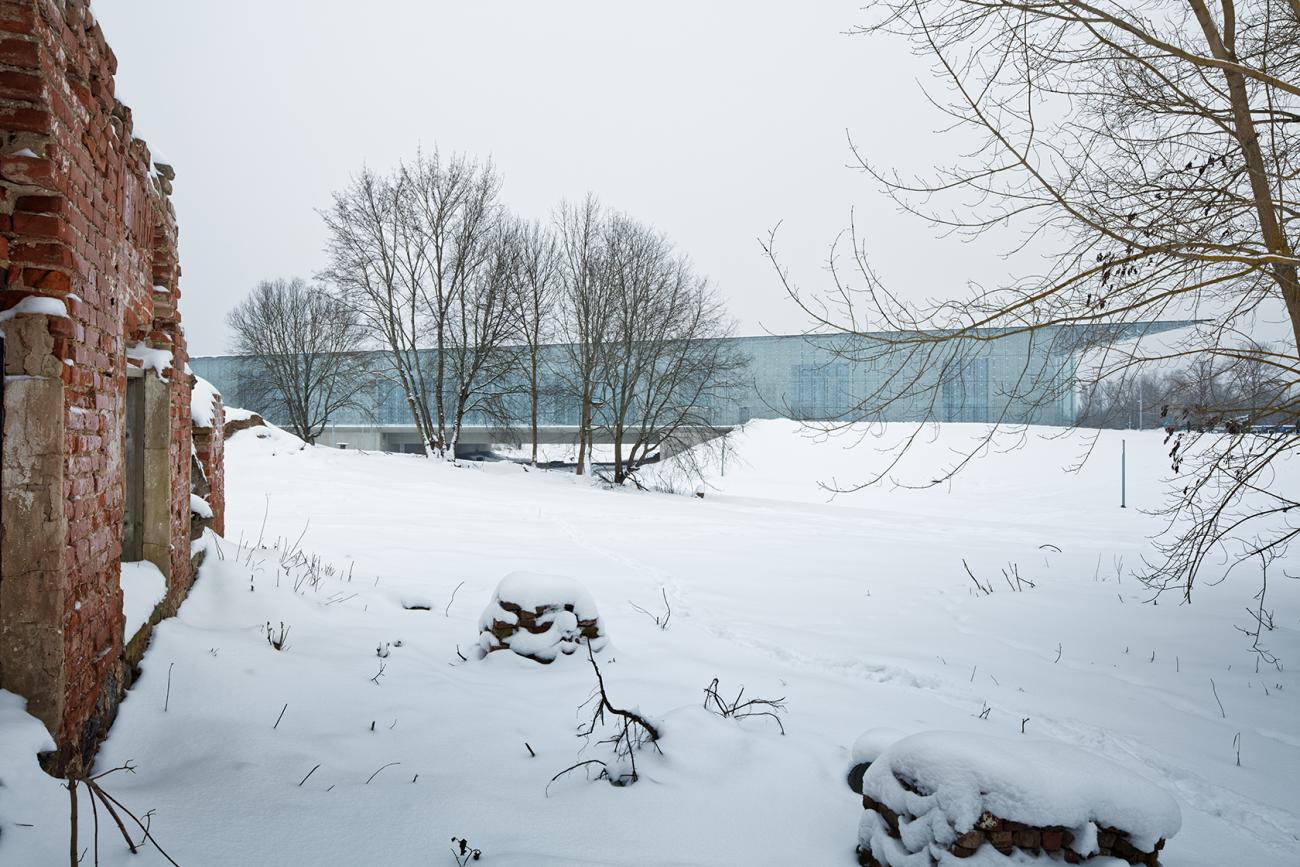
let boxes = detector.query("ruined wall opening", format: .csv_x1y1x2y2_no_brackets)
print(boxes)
122,372,144,561
118,365,172,650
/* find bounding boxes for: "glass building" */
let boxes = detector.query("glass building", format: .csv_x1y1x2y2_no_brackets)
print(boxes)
191,322,1194,451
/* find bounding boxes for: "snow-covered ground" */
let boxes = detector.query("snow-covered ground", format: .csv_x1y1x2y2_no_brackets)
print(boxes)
2,420,1297,865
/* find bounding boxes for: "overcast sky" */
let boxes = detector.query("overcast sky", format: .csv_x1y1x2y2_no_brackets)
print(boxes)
95,1,1001,357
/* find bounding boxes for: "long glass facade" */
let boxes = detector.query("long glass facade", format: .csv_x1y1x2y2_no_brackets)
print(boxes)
191,322,1194,438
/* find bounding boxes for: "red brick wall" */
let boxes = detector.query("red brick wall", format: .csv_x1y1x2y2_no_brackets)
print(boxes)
193,393,226,537
0,0,208,766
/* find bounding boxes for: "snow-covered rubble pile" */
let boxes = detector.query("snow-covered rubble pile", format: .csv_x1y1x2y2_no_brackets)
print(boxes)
854,731,1181,866
477,572,607,663
222,405,265,438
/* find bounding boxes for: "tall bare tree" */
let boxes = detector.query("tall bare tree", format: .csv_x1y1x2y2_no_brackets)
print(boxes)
594,215,744,484
505,218,562,465
445,224,522,454
321,167,440,455
769,1,1300,601
226,278,372,443
322,151,502,457
556,195,616,476
404,150,502,452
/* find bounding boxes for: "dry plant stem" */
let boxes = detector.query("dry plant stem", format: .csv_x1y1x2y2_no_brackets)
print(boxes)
67,781,77,867
445,581,465,617
365,762,399,784
702,677,788,734
89,782,181,866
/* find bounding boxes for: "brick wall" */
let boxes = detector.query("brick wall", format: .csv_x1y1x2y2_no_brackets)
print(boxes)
193,393,225,537
0,0,220,771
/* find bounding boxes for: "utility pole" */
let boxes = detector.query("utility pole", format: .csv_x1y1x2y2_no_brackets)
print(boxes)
1121,438,1127,509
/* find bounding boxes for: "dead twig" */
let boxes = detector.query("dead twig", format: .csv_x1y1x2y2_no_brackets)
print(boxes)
702,677,787,734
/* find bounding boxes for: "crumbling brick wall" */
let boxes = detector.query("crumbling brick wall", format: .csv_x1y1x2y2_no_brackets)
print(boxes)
192,391,225,537
0,0,221,772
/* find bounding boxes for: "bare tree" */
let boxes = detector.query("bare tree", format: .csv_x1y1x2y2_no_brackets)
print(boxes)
556,195,616,476
594,215,744,485
505,218,562,465
321,151,502,457
445,224,523,455
1224,340,1293,425
769,1,1300,601
404,151,503,453
321,167,440,455
226,278,372,443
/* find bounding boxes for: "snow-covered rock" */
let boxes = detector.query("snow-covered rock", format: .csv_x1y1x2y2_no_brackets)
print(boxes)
855,731,1181,865
477,572,607,663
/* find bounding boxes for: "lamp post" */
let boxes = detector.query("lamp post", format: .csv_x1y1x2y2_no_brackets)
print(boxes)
1121,438,1127,509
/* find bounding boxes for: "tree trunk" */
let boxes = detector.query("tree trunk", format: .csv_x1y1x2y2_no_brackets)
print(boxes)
1189,0,1300,350
529,365,539,466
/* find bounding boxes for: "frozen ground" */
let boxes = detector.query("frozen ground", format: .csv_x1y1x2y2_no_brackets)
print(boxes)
2,420,1298,865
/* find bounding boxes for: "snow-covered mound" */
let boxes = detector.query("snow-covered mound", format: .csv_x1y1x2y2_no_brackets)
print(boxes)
478,572,607,663
857,731,1181,865
223,415,305,453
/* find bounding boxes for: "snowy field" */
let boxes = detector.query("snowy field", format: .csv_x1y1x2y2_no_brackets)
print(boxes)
2,420,1298,865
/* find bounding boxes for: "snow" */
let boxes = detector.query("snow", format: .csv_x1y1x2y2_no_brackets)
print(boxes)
190,374,221,428
478,572,607,662
489,572,600,620
0,294,68,322
858,731,1182,857
120,560,167,640
0,420,1296,865
190,493,213,519
126,342,173,379
223,405,259,423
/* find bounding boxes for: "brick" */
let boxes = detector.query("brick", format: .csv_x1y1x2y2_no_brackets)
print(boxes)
0,68,43,100
14,194,66,214
0,103,52,132
0,35,40,67
13,211,63,238
0,3,36,34
10,240,72,269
